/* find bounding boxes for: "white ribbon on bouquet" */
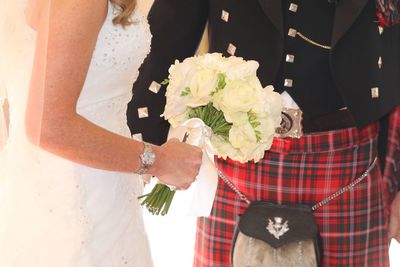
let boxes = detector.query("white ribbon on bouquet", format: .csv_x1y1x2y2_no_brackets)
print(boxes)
165,118,218,217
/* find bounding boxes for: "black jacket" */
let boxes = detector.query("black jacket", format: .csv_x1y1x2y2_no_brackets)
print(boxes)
127,0,400,145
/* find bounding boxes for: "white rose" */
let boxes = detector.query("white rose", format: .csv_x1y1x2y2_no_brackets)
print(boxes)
167,58,197,95
228,118,276,162
256,117,277,145
224,58,259,80
264,88,284,127
186,67,219,108
246,143,269,163
252,85,283,125
213,79,258,114
211,135,239,160
222,111,248,125
165,109,190,128
163,93,190,121
229,123,267,163
196,53,227,72
229,123,257,149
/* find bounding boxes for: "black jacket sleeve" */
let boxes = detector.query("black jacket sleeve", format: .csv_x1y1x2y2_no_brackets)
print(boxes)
127,0,209,145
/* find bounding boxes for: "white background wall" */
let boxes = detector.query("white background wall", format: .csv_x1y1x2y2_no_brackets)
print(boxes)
138,1,400,266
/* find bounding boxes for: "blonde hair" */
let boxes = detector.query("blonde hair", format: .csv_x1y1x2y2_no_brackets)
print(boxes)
110,0,137,26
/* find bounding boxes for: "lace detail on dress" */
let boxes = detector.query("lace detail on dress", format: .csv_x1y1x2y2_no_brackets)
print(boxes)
92,8,151,72
76,4,151,136
76,5,151,129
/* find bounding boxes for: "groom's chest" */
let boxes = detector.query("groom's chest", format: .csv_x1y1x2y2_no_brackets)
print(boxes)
206,0,373,47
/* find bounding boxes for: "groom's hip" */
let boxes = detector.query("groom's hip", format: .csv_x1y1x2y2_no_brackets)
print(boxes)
215,122,380,205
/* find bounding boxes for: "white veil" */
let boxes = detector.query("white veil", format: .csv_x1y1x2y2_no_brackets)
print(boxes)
0,1,14,150
0,2,66,264
0,81,8,150
0,0,49,152
0,2,108,264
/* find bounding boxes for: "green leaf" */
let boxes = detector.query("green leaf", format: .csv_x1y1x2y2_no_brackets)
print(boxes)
180,87,191,96
251,121,261,128
255,130,261,142
210,73,227,96
248,115,257,122
248,112,262,143
161,79,170,85
217,73,226,89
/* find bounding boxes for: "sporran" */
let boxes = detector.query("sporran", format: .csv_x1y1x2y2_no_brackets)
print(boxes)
216,157,377,267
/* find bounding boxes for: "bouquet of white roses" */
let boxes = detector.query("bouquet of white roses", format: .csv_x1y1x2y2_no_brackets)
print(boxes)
139,53,283,215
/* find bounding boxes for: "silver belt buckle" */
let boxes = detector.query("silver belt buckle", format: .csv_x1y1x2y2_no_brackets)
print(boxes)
275,108,303,138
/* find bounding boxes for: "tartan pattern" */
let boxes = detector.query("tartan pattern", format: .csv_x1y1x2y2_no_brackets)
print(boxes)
383,106,400,203
194,123,390,267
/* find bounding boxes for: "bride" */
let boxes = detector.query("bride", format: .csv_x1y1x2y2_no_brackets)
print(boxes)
0,0,202,266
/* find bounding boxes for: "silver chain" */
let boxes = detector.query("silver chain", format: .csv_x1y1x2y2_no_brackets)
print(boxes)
217,157,377,211
217,169,251,205
311,157,377,210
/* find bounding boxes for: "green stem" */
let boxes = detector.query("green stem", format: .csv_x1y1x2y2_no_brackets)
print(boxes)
162,190,176,215
138,184,176,216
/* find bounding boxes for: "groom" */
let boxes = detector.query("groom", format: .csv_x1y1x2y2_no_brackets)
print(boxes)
128,0,400,266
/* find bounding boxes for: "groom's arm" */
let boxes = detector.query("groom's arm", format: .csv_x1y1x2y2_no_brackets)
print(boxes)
127,0,209,145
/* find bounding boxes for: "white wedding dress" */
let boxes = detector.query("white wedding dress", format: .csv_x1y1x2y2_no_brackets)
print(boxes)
0,2,153,266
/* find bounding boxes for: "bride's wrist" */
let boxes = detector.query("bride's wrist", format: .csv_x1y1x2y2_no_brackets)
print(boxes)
146,145,163,177
133,142,160,176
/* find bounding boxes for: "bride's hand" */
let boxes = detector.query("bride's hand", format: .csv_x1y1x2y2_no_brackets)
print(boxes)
149,139,202,190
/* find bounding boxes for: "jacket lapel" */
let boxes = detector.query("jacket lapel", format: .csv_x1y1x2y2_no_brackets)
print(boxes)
257,0,283,36
331,0,368,47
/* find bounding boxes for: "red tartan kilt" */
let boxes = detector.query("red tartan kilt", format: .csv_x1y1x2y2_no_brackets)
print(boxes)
194,123,390,267
383,106,400,203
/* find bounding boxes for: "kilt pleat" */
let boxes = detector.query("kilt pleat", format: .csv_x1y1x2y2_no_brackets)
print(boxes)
194,123,390,267
383,106,400,204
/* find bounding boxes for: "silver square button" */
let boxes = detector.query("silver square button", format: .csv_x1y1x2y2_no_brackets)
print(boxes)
371,87,379,98
138,107,149,118
288,28,297,37
221,10,230,22
132,133,143,141
289,3,298,12
286,54,295,63
378,26,384,35
378,56,383,69
284,79,293,87
227,43,237,56
148,81,161,94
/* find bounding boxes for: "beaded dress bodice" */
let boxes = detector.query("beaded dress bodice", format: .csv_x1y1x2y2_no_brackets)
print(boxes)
77,5,151,137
